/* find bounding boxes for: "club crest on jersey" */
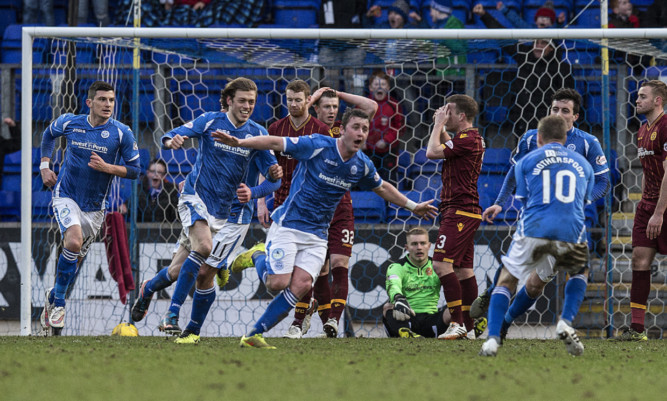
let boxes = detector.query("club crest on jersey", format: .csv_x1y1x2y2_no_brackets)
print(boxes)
664,143,667,152
651,131,657,141
271,248,285,261
60,208,70,218
245,133,252,139
101,130,110,139
350,165,358,175
330,127,340,137
567,144,576,151
425,267,433,276
457,223,464,232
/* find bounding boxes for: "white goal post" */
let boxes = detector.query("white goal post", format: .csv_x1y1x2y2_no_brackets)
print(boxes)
17,27,667,337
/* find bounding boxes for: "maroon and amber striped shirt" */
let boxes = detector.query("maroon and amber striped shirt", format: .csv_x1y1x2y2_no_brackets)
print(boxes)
439,127,485,213
268,114,330,208
638,113,667,204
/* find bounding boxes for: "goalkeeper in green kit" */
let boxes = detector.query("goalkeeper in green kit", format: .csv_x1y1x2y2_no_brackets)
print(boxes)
383,227,452,338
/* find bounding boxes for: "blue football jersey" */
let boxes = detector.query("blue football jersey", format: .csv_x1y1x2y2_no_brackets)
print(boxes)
512,126,609,179
228,154,278,225
43,114,140,212
162,112,277,219
272,134,383,239
515,142,594,243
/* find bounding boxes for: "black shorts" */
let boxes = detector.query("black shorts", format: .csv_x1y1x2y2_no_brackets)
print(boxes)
383,308,449,338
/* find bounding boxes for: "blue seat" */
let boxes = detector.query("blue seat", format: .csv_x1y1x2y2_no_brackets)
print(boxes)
0,190,20,221
273,0,319,27
408,148,441,177
477,173,505,210
413,174,441,193
32,190,53,222
396,149,413,190
350,191,386,223
571,7,600,28
388,189,439,224
159,148,198,177
482,148,511,174
138,148,151,173
1,173,20,191
2,24,46,63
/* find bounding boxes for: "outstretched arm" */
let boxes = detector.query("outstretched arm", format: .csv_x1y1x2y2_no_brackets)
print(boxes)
373,181,438,219
212,130,285,152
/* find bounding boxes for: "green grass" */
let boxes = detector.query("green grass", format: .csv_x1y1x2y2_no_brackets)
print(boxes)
1,336,665,401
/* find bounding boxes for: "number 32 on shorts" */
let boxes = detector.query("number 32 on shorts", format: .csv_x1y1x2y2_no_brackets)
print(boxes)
342,229,354,244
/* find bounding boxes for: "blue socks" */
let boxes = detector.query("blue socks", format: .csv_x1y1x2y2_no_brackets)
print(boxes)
561,274,587,324
247,288,298,336
185,286,216,335
505,286,537,325
254,253,268,284
168,251,205,316
487,286,511,339
53,247,78,307
144,267,174,298
486,266,503,295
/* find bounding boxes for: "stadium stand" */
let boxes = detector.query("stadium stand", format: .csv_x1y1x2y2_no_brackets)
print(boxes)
351,190,387,223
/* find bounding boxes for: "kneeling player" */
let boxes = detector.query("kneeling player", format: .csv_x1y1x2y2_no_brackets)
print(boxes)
383,227,451,338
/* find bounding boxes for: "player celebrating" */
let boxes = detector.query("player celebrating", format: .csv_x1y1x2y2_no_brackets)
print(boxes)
283,87,378,339
473,88,610,340
615,80,667,341
425,94,485,340
480,115,593,357
40,81,141,332
130,157,281,333
383,227,451,338
144,78,281,339
215,108,438,348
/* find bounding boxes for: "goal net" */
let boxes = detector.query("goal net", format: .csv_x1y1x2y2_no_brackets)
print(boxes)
7,27,667,339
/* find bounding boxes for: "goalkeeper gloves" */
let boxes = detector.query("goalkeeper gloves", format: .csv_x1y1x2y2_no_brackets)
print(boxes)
392,294,415,321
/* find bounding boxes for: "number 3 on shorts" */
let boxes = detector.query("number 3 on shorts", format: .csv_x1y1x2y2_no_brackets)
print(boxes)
437,234,446,249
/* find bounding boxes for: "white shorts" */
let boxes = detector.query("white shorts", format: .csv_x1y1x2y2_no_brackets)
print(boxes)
501,233,587,283
177,193,226,248
52,197,104,257
265,224,328,281
206,223,251,269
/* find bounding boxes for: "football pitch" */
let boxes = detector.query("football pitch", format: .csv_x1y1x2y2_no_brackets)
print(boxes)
1,336,664,401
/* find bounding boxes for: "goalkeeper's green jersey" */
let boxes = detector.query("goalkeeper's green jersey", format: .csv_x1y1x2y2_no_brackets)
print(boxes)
385,256,440,314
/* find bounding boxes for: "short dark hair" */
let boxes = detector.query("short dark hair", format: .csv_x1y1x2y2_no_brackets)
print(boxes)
538,115,568,144
641,80,667,105
285,79,311,97
341,108,370,129
551,88,582,115
314,89,338,106
220,77,258,106
446,94,478,122
87,81,114,99
149,158,167,173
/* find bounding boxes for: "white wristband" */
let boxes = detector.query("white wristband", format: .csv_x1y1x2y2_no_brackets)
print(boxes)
405,199,417,211
40,161,50,170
